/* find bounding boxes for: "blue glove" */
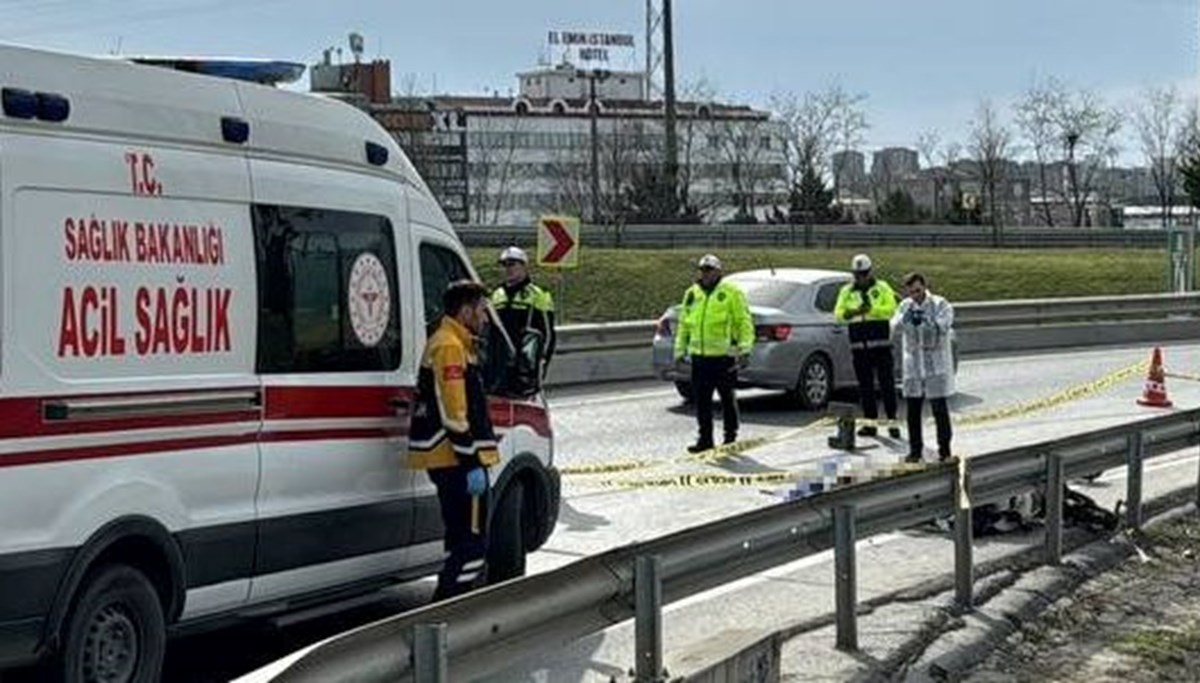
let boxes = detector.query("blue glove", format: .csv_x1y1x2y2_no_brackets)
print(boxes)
466,467,488,497
911,309,925,326
902,308,916,325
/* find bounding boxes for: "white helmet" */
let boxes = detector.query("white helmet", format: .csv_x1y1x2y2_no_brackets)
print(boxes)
498,246,529,264
851,253,872,273
697,253,723,270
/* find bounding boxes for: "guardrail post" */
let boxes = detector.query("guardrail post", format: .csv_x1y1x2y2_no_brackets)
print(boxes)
635,555,664,683
834,504,857,651
1196,423,1200,512
954,458,974,610
1045,453,1064,565
1127,432,1144,530
413,623,448,683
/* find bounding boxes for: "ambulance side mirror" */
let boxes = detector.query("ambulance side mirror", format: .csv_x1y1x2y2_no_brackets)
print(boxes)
502,329,543,399
479,323,544,398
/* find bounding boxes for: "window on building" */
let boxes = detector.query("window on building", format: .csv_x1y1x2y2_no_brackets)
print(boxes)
253,205,401,374
708,134,721,148
760,136,772,149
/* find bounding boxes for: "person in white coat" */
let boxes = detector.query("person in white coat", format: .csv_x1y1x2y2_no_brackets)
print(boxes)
892,273,955,462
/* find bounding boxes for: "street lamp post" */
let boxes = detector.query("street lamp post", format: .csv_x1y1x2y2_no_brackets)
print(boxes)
578,68,611,224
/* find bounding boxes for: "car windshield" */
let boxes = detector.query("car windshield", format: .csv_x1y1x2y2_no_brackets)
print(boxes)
729,278,799,310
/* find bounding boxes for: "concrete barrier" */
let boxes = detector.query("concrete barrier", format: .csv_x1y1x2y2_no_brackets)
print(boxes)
673,631,782,683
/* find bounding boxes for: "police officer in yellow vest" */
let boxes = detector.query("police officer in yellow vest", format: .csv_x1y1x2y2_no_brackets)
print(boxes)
674,254,755,453
834,253,901,437
492,246,556,378
410,281,500,600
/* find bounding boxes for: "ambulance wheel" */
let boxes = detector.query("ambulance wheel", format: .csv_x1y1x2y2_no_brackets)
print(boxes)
55,564,165,683
792,354,832,411
488,479,527,583
674,381,694,404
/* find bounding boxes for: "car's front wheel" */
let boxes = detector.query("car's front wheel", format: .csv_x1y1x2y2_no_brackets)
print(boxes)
792,354,833,411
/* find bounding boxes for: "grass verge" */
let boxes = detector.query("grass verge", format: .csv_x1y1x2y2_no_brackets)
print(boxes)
469,247,1182,323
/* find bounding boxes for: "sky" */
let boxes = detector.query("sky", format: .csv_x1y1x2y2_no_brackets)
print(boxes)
2,0,1197,164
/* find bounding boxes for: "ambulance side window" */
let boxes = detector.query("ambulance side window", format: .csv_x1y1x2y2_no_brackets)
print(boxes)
418,243,470,330
253,205,402,373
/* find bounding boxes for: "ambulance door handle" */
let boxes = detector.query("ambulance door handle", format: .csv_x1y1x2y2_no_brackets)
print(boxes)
388,398,411,411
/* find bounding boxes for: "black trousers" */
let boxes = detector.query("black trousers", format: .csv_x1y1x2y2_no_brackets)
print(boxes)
692,356,739,445
851,346,897,421
906,396,953,459
429,466,490,601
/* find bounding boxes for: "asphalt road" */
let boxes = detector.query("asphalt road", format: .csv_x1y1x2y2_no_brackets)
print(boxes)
6,342,1200,683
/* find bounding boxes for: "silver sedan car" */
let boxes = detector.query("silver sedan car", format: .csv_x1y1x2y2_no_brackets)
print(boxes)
652,269,954,410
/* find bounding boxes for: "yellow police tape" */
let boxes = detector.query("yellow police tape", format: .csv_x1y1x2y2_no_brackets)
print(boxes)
555,434,783,476
579,460,935,491
559,359,1149,481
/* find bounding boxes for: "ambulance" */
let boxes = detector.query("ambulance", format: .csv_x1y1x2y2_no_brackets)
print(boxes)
0,44,560,681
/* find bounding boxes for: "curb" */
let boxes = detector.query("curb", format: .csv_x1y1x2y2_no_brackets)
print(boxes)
902,498,1198,682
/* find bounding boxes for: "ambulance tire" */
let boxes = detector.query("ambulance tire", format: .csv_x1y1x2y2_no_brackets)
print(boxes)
54,563,165,683
487,479,527,583
674,381,694,404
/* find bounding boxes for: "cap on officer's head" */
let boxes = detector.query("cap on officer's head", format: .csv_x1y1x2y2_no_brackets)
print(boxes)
498,246,529,265
851,253,873,273
697,253,723,271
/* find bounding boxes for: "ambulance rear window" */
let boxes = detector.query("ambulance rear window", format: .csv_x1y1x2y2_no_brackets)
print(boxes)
253,205,401,373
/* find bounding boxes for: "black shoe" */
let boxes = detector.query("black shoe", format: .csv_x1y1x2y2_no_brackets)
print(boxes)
939,451,952,462
857,426,877,437
888,427,902,439
905,453,923,464
723,435,737,446
687,441,714,454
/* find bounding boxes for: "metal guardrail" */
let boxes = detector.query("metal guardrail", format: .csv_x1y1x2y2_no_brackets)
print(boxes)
253,408,1200,683
458,223,1176,250
545,292,1200,386
555,292,1200,355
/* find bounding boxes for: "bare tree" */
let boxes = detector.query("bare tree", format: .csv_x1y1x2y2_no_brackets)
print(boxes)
968,99,1013,241
916,130,966,222
831,87,869,206
676,79,720,218
1054,89,1123,227
1178,103,1200,226
468,117,530,224
542,120,663,223
711,116,775,221
771,86,866,187
916,129,944,218
544,134,591,219
1015,77,1067,226
1135,85,1184,227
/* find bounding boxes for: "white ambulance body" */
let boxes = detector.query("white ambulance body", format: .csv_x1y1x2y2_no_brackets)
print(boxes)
0,44,559,681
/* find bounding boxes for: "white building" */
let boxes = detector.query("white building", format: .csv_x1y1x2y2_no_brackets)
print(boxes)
370,62,789,225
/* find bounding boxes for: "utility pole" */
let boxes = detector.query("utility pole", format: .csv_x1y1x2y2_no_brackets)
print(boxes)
580,68,611,224
645,0,664,100
662,0,679,215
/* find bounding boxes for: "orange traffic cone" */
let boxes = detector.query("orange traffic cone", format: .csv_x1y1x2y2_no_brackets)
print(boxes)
1137,347,1173,408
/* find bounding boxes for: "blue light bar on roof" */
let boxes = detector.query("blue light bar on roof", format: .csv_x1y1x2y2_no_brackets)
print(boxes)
128,57,306,86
